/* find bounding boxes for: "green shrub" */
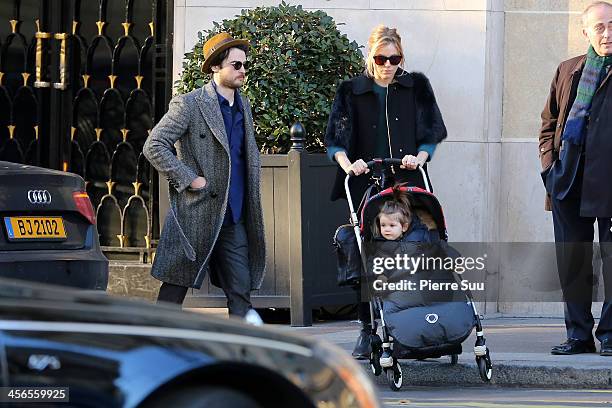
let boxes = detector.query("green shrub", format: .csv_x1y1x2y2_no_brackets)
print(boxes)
176,1,364,153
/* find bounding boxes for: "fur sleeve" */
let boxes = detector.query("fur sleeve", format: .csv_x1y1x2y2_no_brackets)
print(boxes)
324,80,354,155
413,72,447,145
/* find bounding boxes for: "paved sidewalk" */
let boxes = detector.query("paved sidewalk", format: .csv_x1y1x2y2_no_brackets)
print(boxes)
278,317,612,389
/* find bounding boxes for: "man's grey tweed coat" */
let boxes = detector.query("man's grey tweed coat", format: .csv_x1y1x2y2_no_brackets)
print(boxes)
143,81,266,289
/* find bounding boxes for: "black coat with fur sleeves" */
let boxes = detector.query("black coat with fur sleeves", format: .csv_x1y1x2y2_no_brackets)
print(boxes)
324,69,447,204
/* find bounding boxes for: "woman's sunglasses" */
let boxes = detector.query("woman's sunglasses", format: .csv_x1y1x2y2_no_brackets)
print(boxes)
228,61,250,70
373,55,402,66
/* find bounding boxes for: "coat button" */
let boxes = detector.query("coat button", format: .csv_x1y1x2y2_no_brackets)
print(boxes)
209,191,218,198
395,117,399,121
399,148,403,152
200,133,207,138
372,125,377,129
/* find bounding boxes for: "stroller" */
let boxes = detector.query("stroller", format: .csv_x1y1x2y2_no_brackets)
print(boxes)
342,158,492,390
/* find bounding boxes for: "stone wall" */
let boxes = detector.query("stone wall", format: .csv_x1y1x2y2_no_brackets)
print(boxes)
498,0,595,316
107,261,160,302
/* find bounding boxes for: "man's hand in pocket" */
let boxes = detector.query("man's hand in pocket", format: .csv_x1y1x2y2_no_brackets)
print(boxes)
189,176,207,190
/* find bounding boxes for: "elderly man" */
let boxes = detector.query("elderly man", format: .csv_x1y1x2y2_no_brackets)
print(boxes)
143,33,265,317
539,1,612,355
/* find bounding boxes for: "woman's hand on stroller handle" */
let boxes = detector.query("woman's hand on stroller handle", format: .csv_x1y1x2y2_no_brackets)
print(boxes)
346,158,421,177
400,153,428,170
346,159,370,177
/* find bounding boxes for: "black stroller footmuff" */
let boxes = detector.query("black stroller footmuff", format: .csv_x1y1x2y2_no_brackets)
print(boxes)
366,240,476,356
385,302,475,356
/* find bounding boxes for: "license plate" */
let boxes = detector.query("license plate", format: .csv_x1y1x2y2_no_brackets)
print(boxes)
4,217,67,240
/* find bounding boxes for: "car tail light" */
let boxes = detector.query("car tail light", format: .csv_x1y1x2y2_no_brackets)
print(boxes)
72,192,96,225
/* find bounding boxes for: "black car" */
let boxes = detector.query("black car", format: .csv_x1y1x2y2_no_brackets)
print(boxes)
0,279,379,408
0,161,108,290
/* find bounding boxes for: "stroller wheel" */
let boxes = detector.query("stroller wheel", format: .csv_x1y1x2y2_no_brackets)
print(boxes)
477,354,492,382
370,344,383,376
385,362,403,391
449,354,459,365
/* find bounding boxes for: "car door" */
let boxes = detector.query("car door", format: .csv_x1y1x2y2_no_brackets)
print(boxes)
0,326,122,407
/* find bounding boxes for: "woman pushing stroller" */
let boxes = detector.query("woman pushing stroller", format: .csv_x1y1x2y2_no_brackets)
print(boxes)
325,24,447,359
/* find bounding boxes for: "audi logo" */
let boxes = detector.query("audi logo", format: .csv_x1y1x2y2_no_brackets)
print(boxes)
425,313,439,324
27,190,52,205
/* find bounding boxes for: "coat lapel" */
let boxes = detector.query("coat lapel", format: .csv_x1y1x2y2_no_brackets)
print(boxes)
196,82,229,153
240,95,258,166
598,65,612,91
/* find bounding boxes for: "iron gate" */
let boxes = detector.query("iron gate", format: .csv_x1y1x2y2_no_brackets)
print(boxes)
0,0,173,257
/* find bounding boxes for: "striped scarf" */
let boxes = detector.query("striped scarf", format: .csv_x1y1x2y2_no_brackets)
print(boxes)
562,46,612,146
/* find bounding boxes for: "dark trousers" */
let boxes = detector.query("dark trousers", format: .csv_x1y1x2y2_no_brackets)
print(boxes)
157,221,253,317
552,193,612,342
157,282,188,304
355,284,372,327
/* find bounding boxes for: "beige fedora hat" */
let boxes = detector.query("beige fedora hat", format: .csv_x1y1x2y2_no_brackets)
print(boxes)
201,32,249,73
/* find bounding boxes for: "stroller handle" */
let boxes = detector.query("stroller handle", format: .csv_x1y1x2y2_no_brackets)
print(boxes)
346,158,403,177
343,158,431,221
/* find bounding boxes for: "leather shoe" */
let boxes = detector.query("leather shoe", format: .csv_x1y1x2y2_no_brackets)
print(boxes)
601,339,612,356
551,338,596,355
352,325,372,360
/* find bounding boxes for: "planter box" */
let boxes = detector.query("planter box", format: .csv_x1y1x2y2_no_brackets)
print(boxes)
183,151,356,326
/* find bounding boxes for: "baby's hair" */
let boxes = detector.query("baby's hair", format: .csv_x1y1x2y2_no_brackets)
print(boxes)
371,185,413,238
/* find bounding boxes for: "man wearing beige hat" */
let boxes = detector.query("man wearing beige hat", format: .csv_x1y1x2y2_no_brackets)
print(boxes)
143,33,266,318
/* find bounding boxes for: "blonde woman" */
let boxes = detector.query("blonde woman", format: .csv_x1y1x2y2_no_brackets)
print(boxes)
325,25,447,359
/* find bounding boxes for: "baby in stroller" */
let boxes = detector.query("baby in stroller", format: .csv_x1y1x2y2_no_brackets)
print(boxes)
371,186,438,243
